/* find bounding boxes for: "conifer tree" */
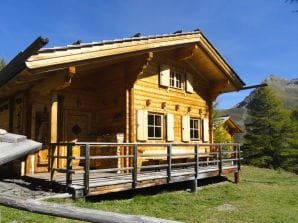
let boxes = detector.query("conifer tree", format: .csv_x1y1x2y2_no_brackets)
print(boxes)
242,87,291,169
280,109,298,173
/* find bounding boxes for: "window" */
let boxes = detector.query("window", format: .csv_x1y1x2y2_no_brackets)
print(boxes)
170,70,185,89
148,113,163,139
190,118,200,141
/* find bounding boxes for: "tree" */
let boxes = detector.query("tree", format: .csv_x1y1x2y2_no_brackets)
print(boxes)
280,109,298,173
242,87,293,169
0,58,5,70
212,101,230,143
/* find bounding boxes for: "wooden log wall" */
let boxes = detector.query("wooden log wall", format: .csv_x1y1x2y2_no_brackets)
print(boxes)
0,100,9,130
132,51,212,160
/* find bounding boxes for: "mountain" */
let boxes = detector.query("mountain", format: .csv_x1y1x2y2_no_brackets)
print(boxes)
221,75,298,141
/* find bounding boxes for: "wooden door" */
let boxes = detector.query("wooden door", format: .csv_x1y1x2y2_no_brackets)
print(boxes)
64,110,92,167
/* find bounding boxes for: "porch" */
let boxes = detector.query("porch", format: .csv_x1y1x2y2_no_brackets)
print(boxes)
29,142,241,198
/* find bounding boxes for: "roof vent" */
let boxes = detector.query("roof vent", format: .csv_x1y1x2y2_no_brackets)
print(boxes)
132,33,141,38
73,40,82,45
173,30,183,34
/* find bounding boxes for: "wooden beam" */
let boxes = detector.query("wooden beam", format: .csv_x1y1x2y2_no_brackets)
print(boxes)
30,68,74,95
174,45,198,61
208,80,229,101
0,194,179,223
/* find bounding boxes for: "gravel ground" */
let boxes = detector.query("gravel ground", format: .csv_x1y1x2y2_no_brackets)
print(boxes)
0,178,63,199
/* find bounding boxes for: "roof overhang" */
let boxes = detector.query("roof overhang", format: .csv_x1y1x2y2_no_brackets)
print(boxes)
0,31,245,98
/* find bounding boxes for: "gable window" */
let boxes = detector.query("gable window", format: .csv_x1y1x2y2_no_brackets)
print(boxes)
148,113,163,139
190,118,200,141
170,70,185,89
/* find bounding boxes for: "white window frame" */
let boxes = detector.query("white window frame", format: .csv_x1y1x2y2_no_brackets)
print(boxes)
170,70,185,90
190,118,201,141
148,113,163,140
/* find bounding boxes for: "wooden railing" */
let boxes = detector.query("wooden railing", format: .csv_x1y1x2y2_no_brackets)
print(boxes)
49,142,241,196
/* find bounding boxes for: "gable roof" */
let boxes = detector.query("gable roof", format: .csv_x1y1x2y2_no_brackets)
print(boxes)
216,116,242,134
0,31,245,98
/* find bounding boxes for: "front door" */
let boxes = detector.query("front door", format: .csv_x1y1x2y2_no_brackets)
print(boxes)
64,110,92,167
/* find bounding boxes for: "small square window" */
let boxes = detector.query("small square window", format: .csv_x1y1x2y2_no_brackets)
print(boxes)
190,118,200,141
148,113,163,139
170,71,185,89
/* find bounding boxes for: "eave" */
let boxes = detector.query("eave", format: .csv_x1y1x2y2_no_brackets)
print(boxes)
0,31,245,99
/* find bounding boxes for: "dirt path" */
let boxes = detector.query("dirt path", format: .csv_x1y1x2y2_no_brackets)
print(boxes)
0,178,59,199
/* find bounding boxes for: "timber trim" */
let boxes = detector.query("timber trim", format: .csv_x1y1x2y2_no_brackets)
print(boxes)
0,37,48,87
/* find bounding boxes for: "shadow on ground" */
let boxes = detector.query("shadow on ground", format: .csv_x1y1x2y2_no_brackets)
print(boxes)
86,176,229,202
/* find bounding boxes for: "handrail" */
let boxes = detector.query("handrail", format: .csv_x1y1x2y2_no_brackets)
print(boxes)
49,142,241,196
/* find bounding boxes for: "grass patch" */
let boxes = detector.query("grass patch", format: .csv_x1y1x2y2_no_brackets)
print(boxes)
0,206,85,223
51,166,298,223
1,166,297,222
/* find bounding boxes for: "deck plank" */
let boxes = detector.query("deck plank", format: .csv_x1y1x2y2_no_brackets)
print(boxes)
26,165,238,197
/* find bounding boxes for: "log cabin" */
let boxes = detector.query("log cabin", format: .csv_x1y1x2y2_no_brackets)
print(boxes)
214,116,242,143
0,31,245,183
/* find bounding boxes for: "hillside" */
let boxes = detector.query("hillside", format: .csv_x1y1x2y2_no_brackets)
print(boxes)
221,75,298,141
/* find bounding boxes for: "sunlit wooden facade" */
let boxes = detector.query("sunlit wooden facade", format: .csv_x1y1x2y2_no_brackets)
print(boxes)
0,31,245,176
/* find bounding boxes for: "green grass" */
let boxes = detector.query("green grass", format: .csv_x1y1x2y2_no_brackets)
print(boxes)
1,166,297,223
52,166,298,223
0,207,84,223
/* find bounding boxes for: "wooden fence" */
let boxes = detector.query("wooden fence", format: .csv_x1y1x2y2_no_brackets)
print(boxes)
49,143,241,197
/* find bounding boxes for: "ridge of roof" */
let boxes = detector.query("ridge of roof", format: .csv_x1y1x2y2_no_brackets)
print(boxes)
39,31,201,53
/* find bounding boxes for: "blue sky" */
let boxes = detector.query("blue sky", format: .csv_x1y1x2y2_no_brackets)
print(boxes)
0,0,297,109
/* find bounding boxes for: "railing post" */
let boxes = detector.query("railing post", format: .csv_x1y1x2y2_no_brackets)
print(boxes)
48,144,52,172
234,144,241,184
190,144,198,193
50,144,56,181
194,144,198,178
167,144,172,183
218,145,222,176
132,144,138,189
84,144,90,196
237,144,241,171
66,143,73,189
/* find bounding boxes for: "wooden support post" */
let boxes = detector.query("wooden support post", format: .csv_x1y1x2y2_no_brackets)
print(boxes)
167,144,172,183
194,144,198,178
190,179,197,193
218,145,222,176
132,145,138,189
50,92,59,181
234,172,240,184
66,143,73,189
84,144,90,196
237,144,241,171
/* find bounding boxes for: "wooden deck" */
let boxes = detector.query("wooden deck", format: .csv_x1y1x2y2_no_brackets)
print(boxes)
27,142,241,198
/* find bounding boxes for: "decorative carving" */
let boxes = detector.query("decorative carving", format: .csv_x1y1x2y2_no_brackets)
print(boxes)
72,124,82,135
146,99,151,106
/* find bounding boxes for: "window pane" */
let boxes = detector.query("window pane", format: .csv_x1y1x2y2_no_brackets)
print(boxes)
194,120,198,128
194,130,198,139
190,130,194,139
155,127,161,138
148,127,154,138
190,120,193,128
155,115,162,126
148,114,154,125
